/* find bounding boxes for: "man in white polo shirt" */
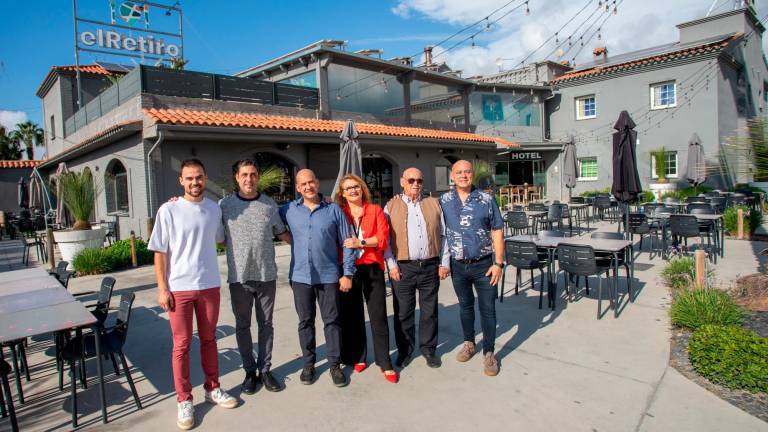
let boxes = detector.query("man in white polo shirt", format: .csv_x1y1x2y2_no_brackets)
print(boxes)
149,158,237,430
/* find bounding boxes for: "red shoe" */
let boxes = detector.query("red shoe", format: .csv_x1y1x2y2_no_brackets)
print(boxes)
353,363,367,373
381,368,398,384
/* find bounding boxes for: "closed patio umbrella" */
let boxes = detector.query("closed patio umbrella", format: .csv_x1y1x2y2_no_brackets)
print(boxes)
686,133,706,188
562,136,578,199
332,119,363,197
611,111,642,234
17,177,29,209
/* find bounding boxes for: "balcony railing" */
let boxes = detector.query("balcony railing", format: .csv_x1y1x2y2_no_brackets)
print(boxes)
63,65,320,137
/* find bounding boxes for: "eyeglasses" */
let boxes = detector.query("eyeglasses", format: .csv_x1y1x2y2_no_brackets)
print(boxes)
343,184,362,192
406,178,423,185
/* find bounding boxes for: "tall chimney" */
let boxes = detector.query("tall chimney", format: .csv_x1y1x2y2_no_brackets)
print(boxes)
424,46,433,66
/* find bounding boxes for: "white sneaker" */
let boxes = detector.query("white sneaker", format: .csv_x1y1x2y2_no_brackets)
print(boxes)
204,387,237,409
177,400,194,430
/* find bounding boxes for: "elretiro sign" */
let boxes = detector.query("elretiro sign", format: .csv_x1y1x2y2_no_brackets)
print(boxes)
509,151,543,161
79,28,180,57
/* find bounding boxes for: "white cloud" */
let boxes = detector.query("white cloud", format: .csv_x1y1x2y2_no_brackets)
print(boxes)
393,0,768,77
0,110,28,132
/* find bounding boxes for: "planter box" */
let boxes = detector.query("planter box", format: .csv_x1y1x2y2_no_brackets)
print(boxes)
648,182,678,201
53,228,106,270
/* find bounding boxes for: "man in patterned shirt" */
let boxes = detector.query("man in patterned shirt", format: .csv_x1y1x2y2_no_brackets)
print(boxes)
219,158,291,394
440,159,504,376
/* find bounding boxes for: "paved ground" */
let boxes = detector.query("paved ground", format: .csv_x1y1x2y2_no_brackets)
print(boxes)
2,221,767,431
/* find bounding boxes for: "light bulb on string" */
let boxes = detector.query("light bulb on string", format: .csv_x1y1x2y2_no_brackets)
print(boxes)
605,2,609,11
598,0,602,6
555,32,559,43
525,1,530,15
471,36,476,48
568,36,572,47
597,28,602,40
484,17,491,32
580,36,584,47
336,93,342,100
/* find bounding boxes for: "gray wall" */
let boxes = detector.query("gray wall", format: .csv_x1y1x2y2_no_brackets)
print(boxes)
47,133,150,240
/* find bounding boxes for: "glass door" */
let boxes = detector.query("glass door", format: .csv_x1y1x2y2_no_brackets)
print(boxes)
532,160,547,200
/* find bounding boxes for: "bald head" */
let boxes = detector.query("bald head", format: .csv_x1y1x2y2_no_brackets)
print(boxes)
295,169,320,202
400,167,424,200
450,159,474,191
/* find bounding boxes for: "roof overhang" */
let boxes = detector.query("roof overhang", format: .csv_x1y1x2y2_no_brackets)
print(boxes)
38,121,142,170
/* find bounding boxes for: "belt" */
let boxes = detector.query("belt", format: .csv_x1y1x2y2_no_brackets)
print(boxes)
452,254,492,264
397,257,439,265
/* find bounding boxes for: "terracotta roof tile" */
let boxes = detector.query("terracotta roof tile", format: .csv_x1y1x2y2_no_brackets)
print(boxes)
552,33,741,84
0,160,42,169
143,108,518,147
51,64,127,76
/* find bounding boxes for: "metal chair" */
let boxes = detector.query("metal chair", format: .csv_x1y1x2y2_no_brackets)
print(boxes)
61,293,142,428
687,202,711,213
505,211,530,235
0,358,19,432
556,243,614,318
686,196,707,203
569,196,585,204
502,240,550,308
593,196,612,221
690,208,717,262
709,197,726,213
628,213,657,255
539,203,563,231
527,202,546,212
0,341,29,406
590,232,632,299
51,261,74,289
669,214,707,257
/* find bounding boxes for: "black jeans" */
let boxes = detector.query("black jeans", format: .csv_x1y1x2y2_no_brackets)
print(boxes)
339,264,393,370
291,282,341,367
229,281,276,373
392,258,439,357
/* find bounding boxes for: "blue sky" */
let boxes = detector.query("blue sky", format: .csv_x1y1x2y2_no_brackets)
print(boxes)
2,0,765,148
0,0,455,129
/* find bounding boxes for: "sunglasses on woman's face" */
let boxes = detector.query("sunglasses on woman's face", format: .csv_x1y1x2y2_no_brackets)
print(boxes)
406,178,423,185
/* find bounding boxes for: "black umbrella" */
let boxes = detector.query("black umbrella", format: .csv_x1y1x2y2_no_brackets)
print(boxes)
562,136,578,199
17,177,29,209
686,133,706,189
611,111,642,234
332,120,363,197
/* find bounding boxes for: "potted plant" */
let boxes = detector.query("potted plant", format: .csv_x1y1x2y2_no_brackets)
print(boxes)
52,169,106,269
649,146,677,201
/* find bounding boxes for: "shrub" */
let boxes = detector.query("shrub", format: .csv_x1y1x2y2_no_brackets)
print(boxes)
670,288,744,330
723,205,763,235
580,187,611,198
659,186,714,202
639,190,655,203
103,239,153,268
72,247,115,276
688,325,768,393
661,256,696,290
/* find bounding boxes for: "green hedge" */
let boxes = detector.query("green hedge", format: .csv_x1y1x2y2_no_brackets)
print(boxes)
580,187,611,198
72,238,154,275
660,186,713,201
689,325,768,393
670,288,744,330
723,205,763,235
661,256,696,290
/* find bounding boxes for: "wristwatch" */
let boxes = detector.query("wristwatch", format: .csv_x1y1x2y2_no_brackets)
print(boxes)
360,239,367,246
493,261,504,269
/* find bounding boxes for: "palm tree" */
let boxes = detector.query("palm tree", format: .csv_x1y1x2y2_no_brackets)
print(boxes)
10,121,44,160
0,126,22,160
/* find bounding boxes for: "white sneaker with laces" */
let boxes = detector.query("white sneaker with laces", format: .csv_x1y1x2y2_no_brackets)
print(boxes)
177,400,194,430
205,387,237,409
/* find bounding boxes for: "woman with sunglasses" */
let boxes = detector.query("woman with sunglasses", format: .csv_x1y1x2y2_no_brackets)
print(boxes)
335,174,397,383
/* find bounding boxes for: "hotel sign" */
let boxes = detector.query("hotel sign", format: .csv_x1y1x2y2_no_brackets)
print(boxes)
509,151,543,161
74,1,183,62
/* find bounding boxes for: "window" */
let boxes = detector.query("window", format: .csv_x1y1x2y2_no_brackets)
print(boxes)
651,151,678,179
650,81,676,109
105,159,129,214
575,95,596,120
578,157,598,180
49,115,56,140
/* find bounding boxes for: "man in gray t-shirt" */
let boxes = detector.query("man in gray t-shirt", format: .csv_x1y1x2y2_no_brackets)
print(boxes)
220,158,291,395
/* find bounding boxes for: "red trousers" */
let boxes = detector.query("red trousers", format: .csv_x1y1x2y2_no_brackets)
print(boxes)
168,287,221,402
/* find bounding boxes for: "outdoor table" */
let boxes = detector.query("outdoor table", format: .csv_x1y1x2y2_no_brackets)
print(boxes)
0,268,107,425
525,210,547,229
0,266,50,282
508,235,634,317
649,213,724,260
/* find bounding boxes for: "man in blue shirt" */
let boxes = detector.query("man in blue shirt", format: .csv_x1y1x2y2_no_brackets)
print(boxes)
280,169,355,388
440,160,504,377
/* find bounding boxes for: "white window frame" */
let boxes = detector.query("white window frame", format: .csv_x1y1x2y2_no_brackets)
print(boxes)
575,95,597,120
651,151,679,179
650,81,677,110
577,157,598,181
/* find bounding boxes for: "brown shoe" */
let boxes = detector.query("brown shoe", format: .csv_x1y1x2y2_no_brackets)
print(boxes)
456,341,476,362
483,352,499,376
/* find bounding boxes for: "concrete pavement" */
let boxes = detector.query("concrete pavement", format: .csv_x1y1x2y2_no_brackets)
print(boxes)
2,222,767,431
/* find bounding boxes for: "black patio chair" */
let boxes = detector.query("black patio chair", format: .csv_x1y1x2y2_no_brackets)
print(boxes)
506,211,530,236
686,202,711,213
501,240,550,308
590,232,632,299
628,212,658,255
556,243,614,319
0,358,19,432
569,196,585,204
539,203,563,231
686,196,707,203
528,202,546,212
0,341,29,406
690,208,717,261
61,293,142,428
593,196,611,221
709,197,726,213
669,214,708,258
50,261,74,289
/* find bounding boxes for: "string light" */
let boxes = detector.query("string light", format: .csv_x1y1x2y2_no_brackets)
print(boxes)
471,36,476,48
485,17,492,32
525,1,530,15
555,32,559,43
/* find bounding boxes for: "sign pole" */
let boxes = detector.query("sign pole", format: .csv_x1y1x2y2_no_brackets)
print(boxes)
72,0,84,109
